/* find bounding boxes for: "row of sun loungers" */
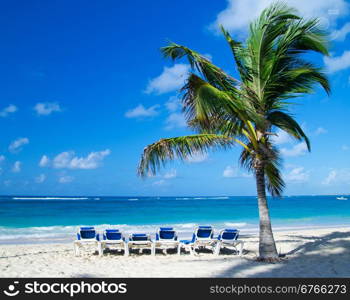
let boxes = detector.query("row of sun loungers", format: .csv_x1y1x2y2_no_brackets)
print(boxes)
74,226,244,257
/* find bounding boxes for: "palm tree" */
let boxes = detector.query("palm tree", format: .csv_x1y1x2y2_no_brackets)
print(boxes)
137,2,330,261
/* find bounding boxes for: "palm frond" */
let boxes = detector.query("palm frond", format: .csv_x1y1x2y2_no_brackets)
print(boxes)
138,134,234,177
267,110,310,150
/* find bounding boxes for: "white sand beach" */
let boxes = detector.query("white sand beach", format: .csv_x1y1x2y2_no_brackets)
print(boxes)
0,227,349,278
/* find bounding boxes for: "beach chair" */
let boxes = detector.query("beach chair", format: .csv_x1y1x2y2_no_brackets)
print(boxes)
98,229,128,256
127,233,155,255
74,226,99,256
214,229,244,256
154,227,180,255
180,226,216,255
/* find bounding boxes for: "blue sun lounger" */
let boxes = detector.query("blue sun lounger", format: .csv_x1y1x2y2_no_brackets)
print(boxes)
154,227,180,255
98,229,128,256
214,229,244,256
180,226,216,255
127,233,155,255
74,226,100,256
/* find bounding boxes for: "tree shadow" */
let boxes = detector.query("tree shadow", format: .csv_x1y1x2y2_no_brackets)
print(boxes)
216,231,350,278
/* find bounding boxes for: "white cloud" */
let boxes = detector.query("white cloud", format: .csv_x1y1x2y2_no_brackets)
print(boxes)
315,127,327,135
58,175,74,183
280,142,308,157
39,155,50,167
341,145,349,151
322,169,350,185
210,0,349,34
223,165,251,178
152,179,166,186
12,161,21,173
34,102,61,116
163,169,177,179
35,174,46,183
186,152,208,163
165,96,182,112
271,129,293,145
0,155,5,163
0,104,17,117
331,22,350,41
164,113,187,130
223,165,236,178
324,51,350,73
52,149,111,169
285,167,310,183
8,137,29,153
145,64,190,95
125,104,160,118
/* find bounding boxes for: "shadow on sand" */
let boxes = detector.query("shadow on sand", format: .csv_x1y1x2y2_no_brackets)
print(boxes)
216,231,350,278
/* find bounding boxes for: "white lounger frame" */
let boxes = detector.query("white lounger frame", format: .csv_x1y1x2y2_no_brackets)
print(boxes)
214,229,244,256
98,230,129,256
73,229,99,256
154,229,180,255
127,234,155,255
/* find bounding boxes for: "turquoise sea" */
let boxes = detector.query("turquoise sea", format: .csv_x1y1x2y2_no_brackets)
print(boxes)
0,195,349,244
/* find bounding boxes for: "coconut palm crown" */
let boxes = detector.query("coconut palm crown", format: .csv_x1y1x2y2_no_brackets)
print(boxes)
137,2,330,260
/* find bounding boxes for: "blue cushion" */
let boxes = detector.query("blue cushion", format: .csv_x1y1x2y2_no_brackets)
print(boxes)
131,234,148,241
80,229,96,239
159,227,173,231
80,227,95,230
159,230,175,240
180,239,192,245
106,229,119,233
197,229,213,238
105,231,122,240
221,229,239,240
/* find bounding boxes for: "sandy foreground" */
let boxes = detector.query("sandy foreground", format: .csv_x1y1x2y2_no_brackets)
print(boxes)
0,227,349,278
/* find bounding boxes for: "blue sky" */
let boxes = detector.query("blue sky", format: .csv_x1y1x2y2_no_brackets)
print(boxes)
0,0,350,196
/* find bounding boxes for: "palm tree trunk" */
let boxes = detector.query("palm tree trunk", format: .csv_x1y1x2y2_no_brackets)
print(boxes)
255,165,279,260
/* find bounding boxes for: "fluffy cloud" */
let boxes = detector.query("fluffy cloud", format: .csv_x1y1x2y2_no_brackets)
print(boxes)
145,64,190,94
52,149,111,169
163,169,177,179
35,174,46,183
322,169,350,185
223,165,236,178
0,105,17,117
8,137,29,153
271,129,293,145
186,152,208,163
165,96,182,112
125,104,160,118
58,175,74,183
223,165,251,178
39,155,50,167
210,0,349,34
284,166,310,183
152,179,166,186
331,22,350,41
34,102,61,116
315,127,327,135
164,113,187,130
0,155,5,163
341,145,349,151
12,161,21,173
280,142,308,157
324,51,350,73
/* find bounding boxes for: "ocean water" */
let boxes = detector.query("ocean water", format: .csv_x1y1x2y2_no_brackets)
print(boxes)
0,195,349,244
